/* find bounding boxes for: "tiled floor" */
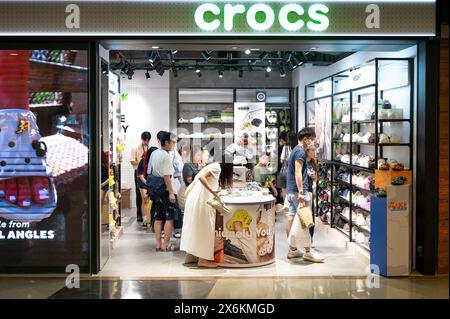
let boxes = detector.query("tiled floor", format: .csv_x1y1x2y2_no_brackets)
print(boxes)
98,209,370,278
0,277,447,299
1,209,447,299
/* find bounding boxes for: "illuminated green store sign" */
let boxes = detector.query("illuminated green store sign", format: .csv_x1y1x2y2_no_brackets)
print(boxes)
195,3,330,32
0,1,436,36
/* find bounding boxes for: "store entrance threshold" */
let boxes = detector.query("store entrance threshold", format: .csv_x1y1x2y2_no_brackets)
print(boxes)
98,209,369,279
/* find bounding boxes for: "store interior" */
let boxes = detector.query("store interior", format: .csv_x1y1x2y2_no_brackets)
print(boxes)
97,40,418,277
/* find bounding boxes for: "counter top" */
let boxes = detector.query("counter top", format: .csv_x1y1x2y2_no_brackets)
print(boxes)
221,193,275,205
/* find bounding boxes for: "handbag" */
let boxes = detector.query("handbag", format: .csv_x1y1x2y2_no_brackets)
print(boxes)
277,147,289,187
296,203,315,228
207,196,231,216
177,181,187,210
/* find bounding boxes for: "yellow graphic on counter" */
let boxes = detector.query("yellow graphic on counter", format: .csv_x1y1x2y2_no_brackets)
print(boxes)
226,209,252,231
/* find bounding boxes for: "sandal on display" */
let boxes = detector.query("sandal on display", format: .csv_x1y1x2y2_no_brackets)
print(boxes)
378,159,390,170
379,133,390,144
389,134,401,143
392,176,407,185
375,188,387,197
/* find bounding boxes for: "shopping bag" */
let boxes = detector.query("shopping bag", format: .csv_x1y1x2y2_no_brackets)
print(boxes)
147,199,153,210
297,205,315,228
288,214,312,249
177,182,187,210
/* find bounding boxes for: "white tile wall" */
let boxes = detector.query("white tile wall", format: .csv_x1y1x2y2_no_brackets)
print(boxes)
120,71,170,208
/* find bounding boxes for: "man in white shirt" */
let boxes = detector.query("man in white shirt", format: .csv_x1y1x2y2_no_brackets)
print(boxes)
148,131,177,251
130,131,151,222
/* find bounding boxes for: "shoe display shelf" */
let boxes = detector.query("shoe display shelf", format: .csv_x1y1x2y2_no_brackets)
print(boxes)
177,88,295,164
307,58,414,251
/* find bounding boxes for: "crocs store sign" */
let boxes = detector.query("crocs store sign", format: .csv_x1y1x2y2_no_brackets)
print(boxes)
0,1,436,36
195,3,329,32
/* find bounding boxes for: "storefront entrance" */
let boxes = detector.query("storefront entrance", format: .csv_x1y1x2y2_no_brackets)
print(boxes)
94,39,422,278
0,0,442,277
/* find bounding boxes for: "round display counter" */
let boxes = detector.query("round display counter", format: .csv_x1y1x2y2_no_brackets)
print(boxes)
213,192,276,268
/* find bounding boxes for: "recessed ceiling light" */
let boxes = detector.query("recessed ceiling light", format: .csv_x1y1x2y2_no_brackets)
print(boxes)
231,46,239,50
152,46,160,49
266,66,272,73
9,53,18,56
245,49,251,55
310,47,317,50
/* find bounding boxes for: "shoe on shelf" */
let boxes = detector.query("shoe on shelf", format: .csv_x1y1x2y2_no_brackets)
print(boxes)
287,249,304,259
303,251,325,263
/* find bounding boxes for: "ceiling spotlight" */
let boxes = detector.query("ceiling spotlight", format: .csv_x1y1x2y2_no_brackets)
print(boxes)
279,64,286,77
266,65,272,73
238,70,243,78
201,50,211,61
195,65,201,73
172,50,178,54
218,70,223,78
128,75,133,80
155,63,165,76
197,71,202,78
122,63,130,74
171,65,178,77
291,54,300,66
149,50,160,64
145,70,150,79
152,46,160,49
168,51,175,64
245,49,251,55
288,60,297,70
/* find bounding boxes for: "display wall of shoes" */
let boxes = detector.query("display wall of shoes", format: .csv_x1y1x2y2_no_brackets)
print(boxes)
377,158,405,171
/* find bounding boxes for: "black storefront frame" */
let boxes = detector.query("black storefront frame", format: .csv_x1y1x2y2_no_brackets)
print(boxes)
0,37,440,276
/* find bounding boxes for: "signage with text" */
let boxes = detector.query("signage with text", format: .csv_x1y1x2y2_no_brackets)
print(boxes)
0,1,436,36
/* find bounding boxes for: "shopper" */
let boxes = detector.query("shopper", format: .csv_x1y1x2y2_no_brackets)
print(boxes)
305,143,319,240
278,132,296,202
147,131,177,251
254,155,278,198
130,131,151,222
180,162,233,268
137,146,158,228
170,145,184,237
285,127,325,263
182,147,207,187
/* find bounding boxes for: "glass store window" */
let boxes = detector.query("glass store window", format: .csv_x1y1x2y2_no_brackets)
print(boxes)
0,49,89,271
